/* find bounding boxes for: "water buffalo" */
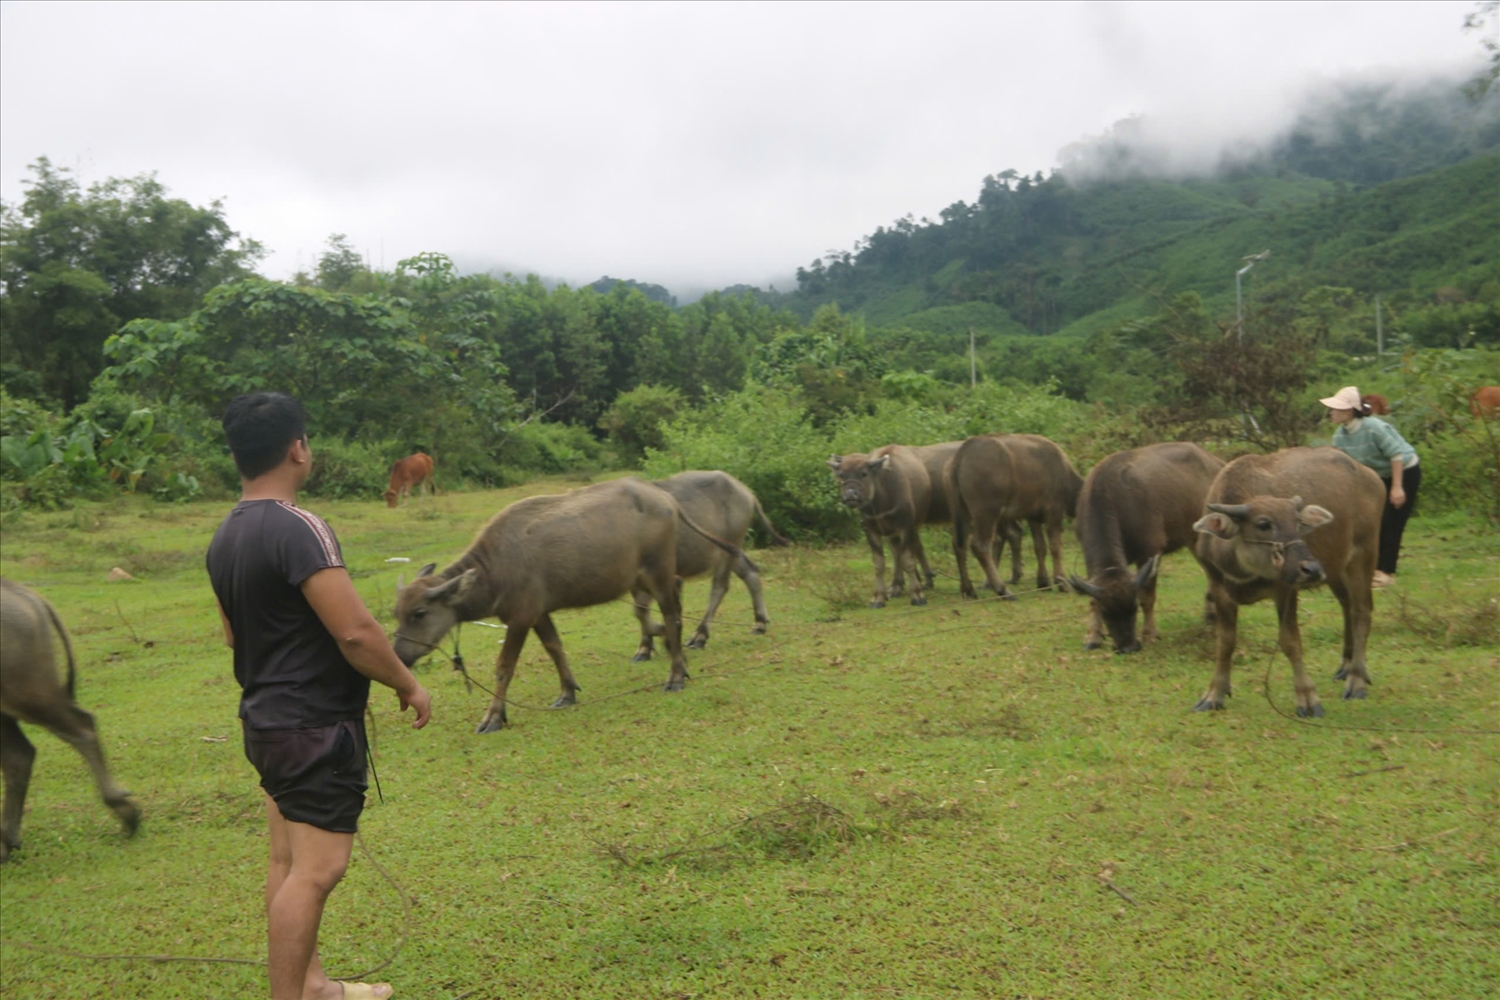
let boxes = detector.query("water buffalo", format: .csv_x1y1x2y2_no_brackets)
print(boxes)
946,434,1084,599
1,578,141,861
1191,447,1384,717
384,452,434,508
828,446,937,607
392,478,745,733
1068,442,1225,652
630,470,787,659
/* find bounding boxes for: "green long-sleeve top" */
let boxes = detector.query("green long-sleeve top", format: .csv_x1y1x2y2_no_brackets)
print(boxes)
1331,416,1418,478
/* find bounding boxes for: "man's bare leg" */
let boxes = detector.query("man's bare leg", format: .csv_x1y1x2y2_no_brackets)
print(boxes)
263,795,389,1000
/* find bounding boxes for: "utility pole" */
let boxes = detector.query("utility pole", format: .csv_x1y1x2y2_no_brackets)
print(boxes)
969,327,977,388
1235,250,1271,341
1375,295,1384,355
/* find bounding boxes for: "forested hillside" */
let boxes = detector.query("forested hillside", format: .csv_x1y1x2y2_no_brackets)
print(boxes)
2,74,1497,528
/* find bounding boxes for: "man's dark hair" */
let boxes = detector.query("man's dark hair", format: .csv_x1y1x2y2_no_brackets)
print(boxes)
223,393,307,480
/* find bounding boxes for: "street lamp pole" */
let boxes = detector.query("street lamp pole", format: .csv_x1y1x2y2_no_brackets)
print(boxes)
1236,249,1270,342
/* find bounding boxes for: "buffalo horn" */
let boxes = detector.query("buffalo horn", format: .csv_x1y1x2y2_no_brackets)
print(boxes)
418,562,438,577
396,573,405,590
1205,503,1251,520
827,455,843,469
1290,495,1305,511
1069,575,1103,599
1133,554,1162,590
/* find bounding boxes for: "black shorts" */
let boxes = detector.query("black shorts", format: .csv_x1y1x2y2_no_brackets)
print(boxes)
242,718,367,833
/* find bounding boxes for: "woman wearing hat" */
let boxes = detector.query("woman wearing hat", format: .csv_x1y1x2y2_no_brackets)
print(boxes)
1320,385,1419,588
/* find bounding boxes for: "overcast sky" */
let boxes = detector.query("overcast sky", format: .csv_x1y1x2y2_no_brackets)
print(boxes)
0,1,1487,295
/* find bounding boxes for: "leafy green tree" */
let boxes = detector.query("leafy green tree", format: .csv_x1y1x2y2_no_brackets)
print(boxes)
598,384,685,465
316,234,366,291
0,158,263,407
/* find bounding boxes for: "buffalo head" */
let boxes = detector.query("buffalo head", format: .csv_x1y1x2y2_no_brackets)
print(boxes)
827,453,889,510
392,562,479,666
1069,554,1160,653
1194,496,1333,587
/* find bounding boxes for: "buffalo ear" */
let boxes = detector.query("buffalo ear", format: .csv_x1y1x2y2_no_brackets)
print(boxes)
868,455,889,473
1296,504,1335,535
1134,553,1162,589
428,568,478,604
1070,575,1103,599
827,455,843,470
1194,512,1239,539
396,573,406,590
418,562,438,577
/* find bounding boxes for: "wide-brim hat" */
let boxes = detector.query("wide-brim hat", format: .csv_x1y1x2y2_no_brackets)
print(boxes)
1319,386,1361,411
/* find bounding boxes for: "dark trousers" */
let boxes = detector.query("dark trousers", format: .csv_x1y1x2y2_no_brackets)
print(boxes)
1378,464,1421,575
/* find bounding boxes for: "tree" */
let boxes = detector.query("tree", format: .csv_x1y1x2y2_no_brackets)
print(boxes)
316,234,365,291
0,159,263,407
1463,1,1500,101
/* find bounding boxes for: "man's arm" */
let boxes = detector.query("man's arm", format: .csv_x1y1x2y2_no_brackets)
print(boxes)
216,601,235,649
300,566,432,728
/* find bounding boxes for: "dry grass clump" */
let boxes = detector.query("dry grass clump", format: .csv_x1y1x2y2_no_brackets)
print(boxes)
1397,592,1500,647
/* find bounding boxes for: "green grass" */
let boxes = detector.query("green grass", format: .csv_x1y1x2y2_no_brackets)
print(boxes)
1,486,1496,998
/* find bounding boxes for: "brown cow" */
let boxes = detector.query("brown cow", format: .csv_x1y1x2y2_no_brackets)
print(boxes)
384,452,435,508
630,470,787,659
392,478,745,733
1,578,140,861
1471,385,1500,418
828,446,936,607
946,434,1084,599
1191,447,1384,717
1068,443,1225,652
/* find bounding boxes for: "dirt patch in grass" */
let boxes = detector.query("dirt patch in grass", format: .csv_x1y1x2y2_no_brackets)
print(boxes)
1396,591,1500,647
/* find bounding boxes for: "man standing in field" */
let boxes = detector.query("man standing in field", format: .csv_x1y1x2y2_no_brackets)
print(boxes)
207,392,432,1000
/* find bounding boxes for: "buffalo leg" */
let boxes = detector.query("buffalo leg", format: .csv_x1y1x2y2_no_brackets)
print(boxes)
1274,589,1323,717
1027,519,1050,592
646,566,690,692
735,552,771,636
1,715,35,861
910,530,937,590
689,560,735,648
1083,600,1105,650
534,615,583,709
970,516,1012,599
1003,521,1024,584
951,516,978,600
1328,577,1373,699
478,625,529,733
631,585,659,662
1046,516,1070,594
1194,585,1239,711
1140,568,1161,644
902,529,927,605
864,522,891,608
13,701,139,837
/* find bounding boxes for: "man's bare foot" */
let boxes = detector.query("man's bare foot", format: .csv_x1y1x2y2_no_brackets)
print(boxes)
1371,570,1393,589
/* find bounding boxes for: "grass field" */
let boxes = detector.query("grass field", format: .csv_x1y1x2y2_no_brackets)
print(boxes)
0,480,1496,999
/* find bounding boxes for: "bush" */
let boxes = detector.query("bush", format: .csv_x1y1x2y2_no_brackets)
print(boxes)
497,421,604,477
304,438,397,500
599,384,686,466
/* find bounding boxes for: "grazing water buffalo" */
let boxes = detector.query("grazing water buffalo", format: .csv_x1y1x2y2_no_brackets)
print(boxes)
392,478,745,733
630,470,787,659
384,452,435,508
1191,447,1384,717
946,434,1083,599
1,578,140,861
1069,442,1225,652
828,446,937,607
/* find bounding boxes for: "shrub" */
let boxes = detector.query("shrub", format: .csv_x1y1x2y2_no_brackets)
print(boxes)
304,438,397,500
599,384,686,466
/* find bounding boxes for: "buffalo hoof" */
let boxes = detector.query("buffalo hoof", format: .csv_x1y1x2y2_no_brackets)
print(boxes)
550,693,576,709
475,715,506,734
959,587,977,600
1296,703,1325,718
910,595,927,606
1114,644,1142,655
687,635,708,650
1342,688,1367,701
1083,641,1104,651
1001,592,1018,603
631,649,653,663
889,584,906,598
662,679,686,693
924,574,936,588
752,619,768,635
869,599,887,609
1332,665,1348,681
1192,698,1226,712
112,799,142,836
